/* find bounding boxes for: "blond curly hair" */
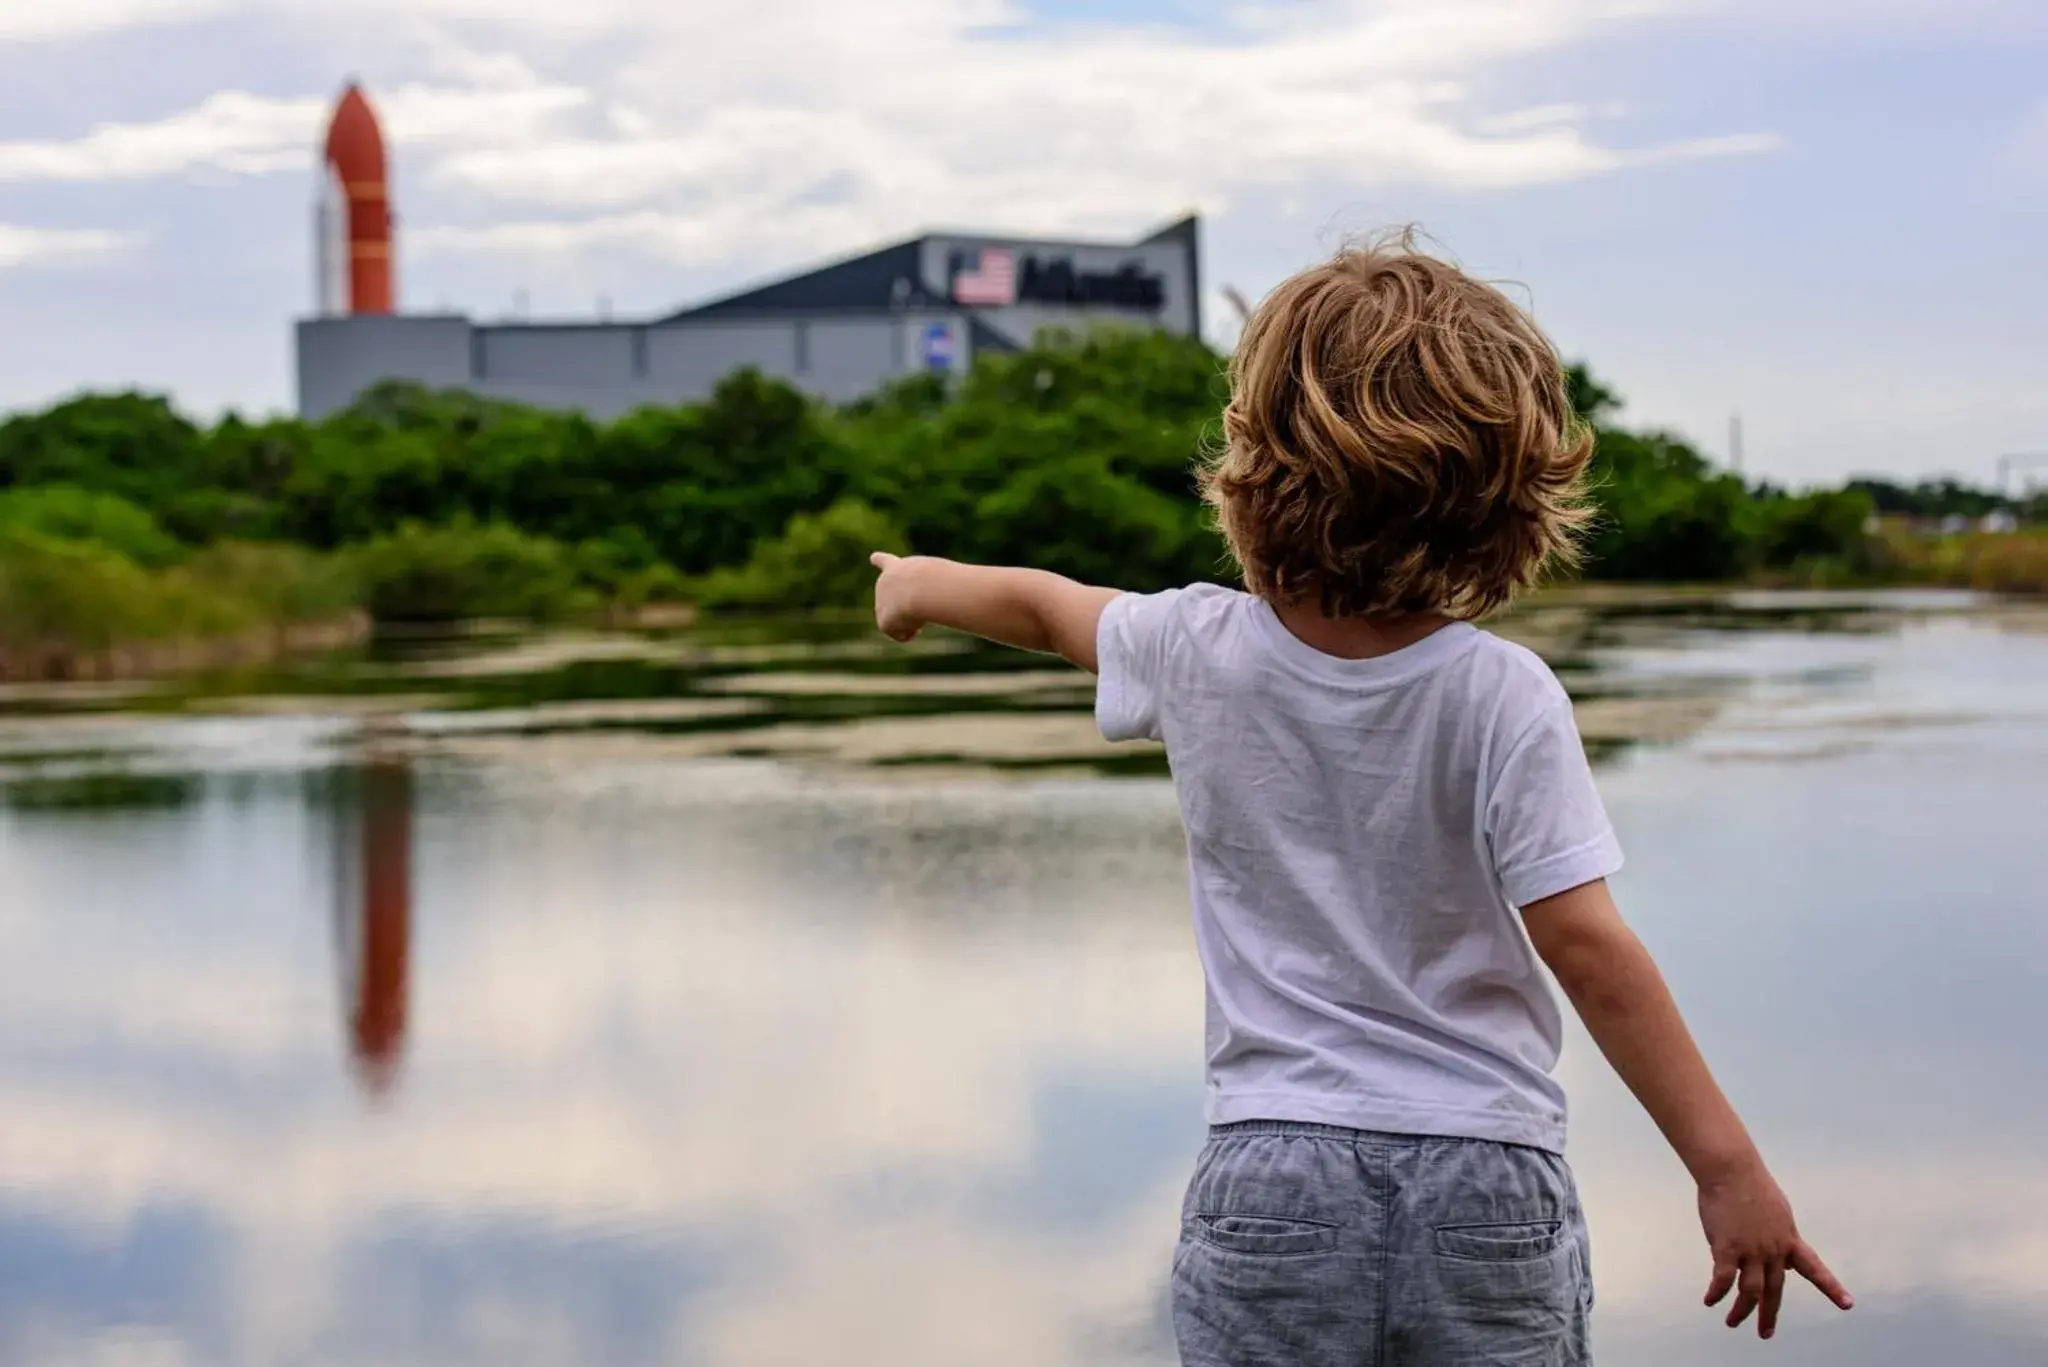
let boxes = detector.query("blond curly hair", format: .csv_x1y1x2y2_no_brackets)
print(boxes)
1201,234,1594,619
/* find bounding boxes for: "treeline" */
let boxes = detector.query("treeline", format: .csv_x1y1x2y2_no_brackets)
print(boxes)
0,329,2039,663
1849,477,2044,522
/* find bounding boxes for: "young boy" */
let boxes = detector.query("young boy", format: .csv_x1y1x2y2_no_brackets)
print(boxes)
867,241,1852,1365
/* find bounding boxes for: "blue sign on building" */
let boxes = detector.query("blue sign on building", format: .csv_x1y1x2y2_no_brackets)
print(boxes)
920,322,958,373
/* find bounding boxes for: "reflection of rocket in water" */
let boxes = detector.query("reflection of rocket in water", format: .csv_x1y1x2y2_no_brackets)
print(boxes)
334,757,412,1097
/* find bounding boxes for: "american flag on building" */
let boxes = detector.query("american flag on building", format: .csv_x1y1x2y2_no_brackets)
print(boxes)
951,248,1017,307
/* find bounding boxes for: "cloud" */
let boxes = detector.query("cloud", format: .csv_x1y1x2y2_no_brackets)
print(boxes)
374,74,592,147
0,0,227,43
0,224,143,268
1477,103,1595,134
0,0,643,43
0,0,1781,278
1633,131,1785,164
0,74,589,186
0,93,324,183
11,0,2043,46
387,0,1783,268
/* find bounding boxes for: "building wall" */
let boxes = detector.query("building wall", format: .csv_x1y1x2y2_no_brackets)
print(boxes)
294,222,1197,419
296,311,972,420
297,315,473,420
643,321,798,396
917,231,1198,347
478,327,638,386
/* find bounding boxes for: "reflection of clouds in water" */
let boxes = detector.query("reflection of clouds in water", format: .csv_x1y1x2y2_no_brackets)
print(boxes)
0,770,1202,1364
2,602,2046,1363
699,1185,1183,1367
975,1069,1198,1235
1595,739,2048,1132
0,1201,229,1366
1562,675,2048,1342
331,1213,736,1367
1599,1294,2048,1367
1559,1131,2048,1333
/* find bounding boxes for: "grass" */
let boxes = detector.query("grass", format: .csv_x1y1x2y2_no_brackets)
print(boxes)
0,530,362,680
1874,527,2048,595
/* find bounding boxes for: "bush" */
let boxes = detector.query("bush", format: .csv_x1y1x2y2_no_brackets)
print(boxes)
969,453,1222,588
0,525,248,655
697,500,907,611
182,541,359,623
157,487,280,544
0,485,185,568
1754,488,1875,570
348,520,590,624
570,529,662,596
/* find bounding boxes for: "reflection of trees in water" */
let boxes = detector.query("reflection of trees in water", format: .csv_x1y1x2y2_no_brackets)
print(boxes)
0,770,197,811
331,752,412,1099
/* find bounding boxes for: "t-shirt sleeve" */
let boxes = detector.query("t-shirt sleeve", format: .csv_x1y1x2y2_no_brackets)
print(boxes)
1486,700,1624,907
1094,589,1180,743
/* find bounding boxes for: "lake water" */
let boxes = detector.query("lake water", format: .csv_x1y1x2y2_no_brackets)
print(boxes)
2,591,2044,1366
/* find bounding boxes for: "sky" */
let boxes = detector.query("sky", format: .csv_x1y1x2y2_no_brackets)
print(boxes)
0,0,2043,486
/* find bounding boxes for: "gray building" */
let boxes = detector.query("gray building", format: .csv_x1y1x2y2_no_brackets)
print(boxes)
296,215,1201,420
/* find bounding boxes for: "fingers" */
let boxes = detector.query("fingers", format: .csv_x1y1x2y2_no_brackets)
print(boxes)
1712,1244,1855,1336
1792,1241,1855,1311
869,551,899,570
1704,1257,1737,1308
1759,1259,1786,1339
1726,1260,1765,1329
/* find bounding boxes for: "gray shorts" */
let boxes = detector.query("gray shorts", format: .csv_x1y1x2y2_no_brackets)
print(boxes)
1171,1121,1593,1367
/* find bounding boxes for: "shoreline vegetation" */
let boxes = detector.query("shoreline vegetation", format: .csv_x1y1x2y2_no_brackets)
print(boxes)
3,331,2042,683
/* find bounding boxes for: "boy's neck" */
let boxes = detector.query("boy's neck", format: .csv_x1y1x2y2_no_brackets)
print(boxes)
1271,599,1458,661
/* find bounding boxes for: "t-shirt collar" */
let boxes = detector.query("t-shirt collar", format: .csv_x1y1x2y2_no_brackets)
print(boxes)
1249,596,1480,688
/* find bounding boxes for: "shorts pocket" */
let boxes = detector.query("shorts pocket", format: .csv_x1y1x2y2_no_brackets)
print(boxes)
1190,1212,1339,1257
1434,1219,1566,1263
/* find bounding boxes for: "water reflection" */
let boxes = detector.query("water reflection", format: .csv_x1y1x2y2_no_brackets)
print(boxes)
331,749,413,1098
0,595,2043,1365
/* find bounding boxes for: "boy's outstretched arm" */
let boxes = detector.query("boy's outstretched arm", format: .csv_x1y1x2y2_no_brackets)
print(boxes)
869,553,1119,671
1524,879,1854,1340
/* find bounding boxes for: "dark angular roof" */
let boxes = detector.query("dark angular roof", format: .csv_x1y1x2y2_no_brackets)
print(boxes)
664,215,1200,324
667,241,933,321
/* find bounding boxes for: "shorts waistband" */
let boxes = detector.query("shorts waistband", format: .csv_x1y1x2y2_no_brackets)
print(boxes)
1208,1120,1393,1143
1206,1121,1557,1154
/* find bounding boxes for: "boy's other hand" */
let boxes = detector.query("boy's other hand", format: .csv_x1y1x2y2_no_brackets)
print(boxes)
1698,1161,1853,1338
869,552,925,642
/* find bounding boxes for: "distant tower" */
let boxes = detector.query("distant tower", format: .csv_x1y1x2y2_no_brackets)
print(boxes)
316,82,394,316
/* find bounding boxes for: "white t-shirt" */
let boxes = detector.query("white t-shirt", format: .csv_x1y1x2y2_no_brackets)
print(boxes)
1096,584,1622,1153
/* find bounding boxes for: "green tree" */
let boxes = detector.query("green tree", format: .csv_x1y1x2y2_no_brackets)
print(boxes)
698,499,908,611
0,393,203,506
348,519,589,624
1583,428,1760,581
1565,363,1622,426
